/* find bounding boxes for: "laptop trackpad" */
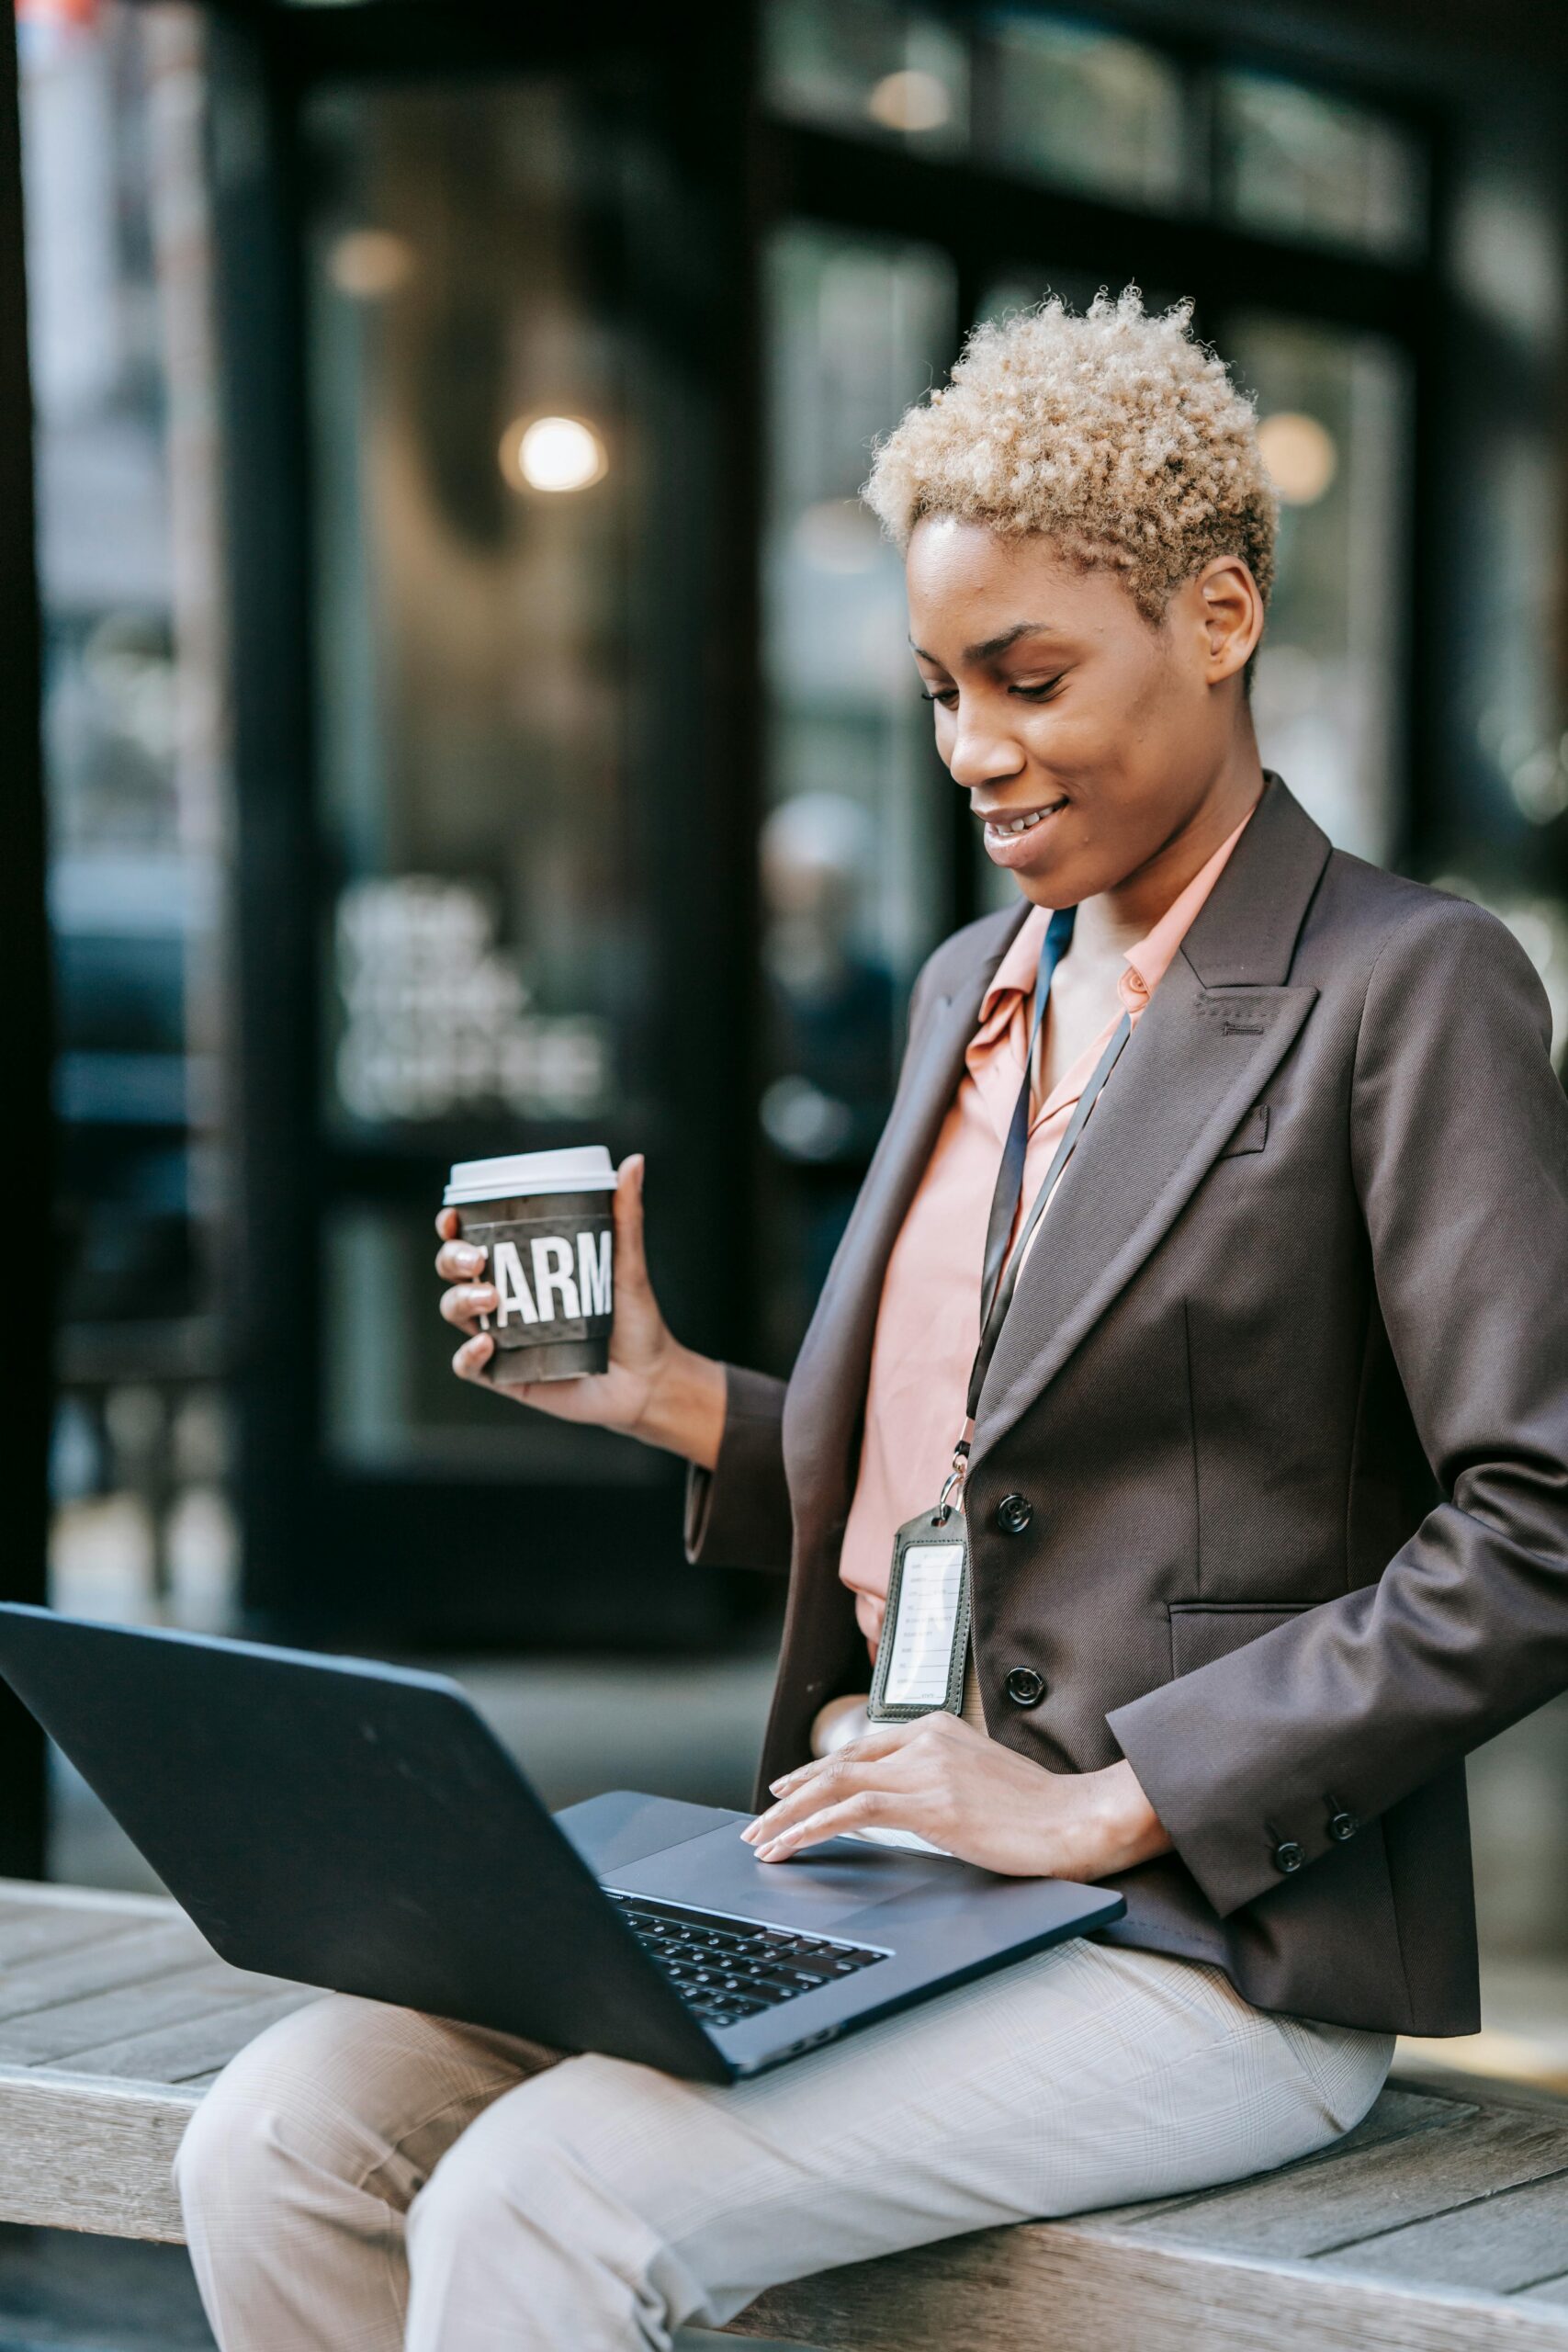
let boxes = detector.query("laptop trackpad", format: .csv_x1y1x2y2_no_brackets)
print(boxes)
609,1818,979,1930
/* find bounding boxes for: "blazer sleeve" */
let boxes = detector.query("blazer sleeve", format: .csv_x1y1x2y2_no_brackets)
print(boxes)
683,1364,792,1574
1107,895,1568,1919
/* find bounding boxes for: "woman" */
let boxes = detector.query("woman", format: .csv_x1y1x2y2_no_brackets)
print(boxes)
177,290,1568,2349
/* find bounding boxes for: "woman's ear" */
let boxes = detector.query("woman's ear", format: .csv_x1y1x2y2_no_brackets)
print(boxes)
1195,556,1265,684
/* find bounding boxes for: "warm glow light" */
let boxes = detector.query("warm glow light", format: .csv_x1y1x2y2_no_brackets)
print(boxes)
501,414,608,495
866,68,952,134
1257,411,1338,505
327,229,415,300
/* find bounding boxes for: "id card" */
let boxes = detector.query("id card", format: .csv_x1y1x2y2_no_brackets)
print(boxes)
867,1506,970,1722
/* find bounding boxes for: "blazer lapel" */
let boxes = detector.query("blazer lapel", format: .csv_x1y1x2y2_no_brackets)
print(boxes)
784,910,1025,1521
971,776,1331,1466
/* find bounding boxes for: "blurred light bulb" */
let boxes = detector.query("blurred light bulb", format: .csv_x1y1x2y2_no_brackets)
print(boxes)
328,229,415,300
1257,412,1338,505
501,414,607,495
866,69,952,134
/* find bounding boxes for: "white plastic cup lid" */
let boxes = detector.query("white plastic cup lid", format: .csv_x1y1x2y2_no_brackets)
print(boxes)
444,1145,618,1206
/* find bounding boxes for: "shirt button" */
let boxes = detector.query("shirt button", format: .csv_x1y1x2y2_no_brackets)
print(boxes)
1327,1811,1358,1843
1004,1667,1045,1708
996,1493,1033,1536
1273,1839,1305,1874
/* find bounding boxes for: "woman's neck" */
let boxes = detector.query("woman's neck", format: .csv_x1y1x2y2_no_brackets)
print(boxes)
1075,752,1263,959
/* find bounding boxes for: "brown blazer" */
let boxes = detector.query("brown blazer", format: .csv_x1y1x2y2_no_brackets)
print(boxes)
686,776,1568,2037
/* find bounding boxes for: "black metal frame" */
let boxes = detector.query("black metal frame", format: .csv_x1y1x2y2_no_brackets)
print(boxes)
214,0,768,1644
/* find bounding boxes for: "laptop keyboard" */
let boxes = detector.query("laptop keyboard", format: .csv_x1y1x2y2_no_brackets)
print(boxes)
609,1893,888,2029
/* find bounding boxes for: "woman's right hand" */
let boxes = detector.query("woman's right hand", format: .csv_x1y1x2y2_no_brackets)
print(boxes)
434,1153,725,1468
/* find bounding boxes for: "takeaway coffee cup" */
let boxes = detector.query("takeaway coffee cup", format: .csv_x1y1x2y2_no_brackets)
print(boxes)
444,1146,618,1383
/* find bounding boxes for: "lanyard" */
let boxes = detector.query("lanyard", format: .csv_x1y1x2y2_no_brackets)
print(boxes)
938,909,1134,1513
871,906,1134,1724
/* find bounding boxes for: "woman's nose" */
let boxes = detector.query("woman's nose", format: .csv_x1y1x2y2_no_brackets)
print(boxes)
946,709,1026,792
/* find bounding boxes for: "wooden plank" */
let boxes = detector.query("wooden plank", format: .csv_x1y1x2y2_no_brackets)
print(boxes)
1120,2109,1568,2261
69,1985,316,2083
0,1917,212,2023
1082,2086,1473,2232
0,1962,276,2067
0,1901,158,1971
723,2222,1568,2352
1514,2277,1568,2311
0,2064,197,2241
1316,2167,1568,2292
1388,2065,1568,2123
0,1878,174,1920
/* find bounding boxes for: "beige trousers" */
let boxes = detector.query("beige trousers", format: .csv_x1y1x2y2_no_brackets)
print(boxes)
175,1939,1392,2351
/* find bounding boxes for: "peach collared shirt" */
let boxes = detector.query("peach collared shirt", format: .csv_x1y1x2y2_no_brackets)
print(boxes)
840,814,1253,1652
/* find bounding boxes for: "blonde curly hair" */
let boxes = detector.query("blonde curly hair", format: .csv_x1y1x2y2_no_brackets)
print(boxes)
863,287,1276,622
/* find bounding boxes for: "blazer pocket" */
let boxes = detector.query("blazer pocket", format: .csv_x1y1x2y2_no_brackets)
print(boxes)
1168,1598,1310,1678
1218,1104,1269,1159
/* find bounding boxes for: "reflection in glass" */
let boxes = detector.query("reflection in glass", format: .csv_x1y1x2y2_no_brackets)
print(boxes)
307,83,643,1145
1232,315,1411,864
333,878,609,1125
1217,73,1426,259
981,14,1188,208
305,81,661,1472
761,224,955,1362
22,1,233,1626
764,0,968,153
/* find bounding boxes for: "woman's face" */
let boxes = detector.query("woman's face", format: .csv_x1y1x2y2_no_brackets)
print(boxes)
905,517,1258,908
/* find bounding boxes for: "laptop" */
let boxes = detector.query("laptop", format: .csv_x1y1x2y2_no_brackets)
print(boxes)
0,1605,1123,2085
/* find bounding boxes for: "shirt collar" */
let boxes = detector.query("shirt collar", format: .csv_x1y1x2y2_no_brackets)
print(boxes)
1118,808,1255,1009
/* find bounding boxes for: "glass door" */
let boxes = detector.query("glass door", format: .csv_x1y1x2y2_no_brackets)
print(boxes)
231,28,759,1645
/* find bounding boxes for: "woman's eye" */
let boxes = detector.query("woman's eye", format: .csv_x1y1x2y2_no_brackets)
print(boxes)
918,686,958,707
1010,678,1064,701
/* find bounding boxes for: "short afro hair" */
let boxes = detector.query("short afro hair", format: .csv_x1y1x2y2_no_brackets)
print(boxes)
863,287,1277,623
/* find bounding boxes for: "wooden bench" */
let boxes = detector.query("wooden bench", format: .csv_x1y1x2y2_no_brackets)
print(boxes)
5,1880,1568,2349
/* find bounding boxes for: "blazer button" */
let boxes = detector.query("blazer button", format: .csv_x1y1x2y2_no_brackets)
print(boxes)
1004,1667,1045,1708
1273,1839,1305,1874
996,1493,1033,1536
1327,1811,1359,1843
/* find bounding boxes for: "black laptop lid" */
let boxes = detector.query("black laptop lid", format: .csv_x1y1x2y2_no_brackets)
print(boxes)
0,1605,723,2079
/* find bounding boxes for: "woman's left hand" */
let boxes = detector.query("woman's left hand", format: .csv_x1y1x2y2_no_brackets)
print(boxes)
741,1713,1172,1882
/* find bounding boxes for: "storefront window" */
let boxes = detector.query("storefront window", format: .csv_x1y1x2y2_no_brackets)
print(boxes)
1216,72,1426,259
21,0,231,1626
764,0,969,153
309,84,642,1146
981,14,1189,209
1231,315,1412,865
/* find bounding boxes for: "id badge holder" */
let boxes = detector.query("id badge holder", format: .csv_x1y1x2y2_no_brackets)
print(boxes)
867,1501,970,1723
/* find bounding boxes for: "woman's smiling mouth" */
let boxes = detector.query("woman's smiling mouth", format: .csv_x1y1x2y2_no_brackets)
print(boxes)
977,796,1069,863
